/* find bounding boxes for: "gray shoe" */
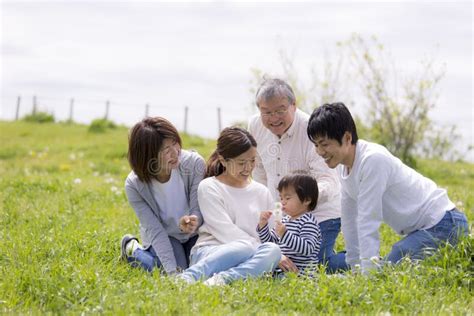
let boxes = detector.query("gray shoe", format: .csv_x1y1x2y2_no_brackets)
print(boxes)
120,234,139,261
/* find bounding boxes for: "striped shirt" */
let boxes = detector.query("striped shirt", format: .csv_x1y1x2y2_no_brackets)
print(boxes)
257,213,321,274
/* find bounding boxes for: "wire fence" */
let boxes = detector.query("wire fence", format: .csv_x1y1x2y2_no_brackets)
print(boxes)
5,94,253,138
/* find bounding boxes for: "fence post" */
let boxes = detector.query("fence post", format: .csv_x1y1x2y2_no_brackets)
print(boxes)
69,98,74,122
217,107,222,133
32,95,37,115
184,106,189,134
104,100,110,120
15,96,21,120
145,104,150,117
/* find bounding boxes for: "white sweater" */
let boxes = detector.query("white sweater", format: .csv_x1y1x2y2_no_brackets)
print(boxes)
248,109,341,223
340,140,454,271
195,177,274,249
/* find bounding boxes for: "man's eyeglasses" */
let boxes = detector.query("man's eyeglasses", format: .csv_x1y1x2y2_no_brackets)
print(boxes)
260,106,290,118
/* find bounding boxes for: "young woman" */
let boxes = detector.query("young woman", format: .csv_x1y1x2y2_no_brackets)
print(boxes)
120,117,206,274
178,127,282,285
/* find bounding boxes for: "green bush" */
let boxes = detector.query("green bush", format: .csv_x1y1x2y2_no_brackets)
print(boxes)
88,118,117,133
22,112,55,123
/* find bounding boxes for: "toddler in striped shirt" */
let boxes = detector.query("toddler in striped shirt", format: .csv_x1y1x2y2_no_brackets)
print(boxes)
257,171,322,276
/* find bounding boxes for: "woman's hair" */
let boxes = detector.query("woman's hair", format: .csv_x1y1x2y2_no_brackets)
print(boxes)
277,170,319,210
206,127,257,178
128,117,182,183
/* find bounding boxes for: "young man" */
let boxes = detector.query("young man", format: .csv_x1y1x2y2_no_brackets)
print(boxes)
307,102,468,273
248,78,348,272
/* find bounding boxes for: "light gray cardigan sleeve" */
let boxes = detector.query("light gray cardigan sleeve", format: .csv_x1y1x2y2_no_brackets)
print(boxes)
125,176,178,274
184,151,206,227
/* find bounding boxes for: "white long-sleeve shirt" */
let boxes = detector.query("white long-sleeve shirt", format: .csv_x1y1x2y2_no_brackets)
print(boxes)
340,140,455,271
195,177,274,249
248,109,341,223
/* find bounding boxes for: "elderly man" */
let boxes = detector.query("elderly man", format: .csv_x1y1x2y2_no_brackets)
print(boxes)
248,78,348,272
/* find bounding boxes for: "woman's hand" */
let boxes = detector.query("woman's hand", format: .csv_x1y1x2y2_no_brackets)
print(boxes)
258,210,273,229
179,215,199,234
278,255,298,273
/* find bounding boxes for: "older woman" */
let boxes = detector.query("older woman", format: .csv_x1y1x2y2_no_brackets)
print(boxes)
120,117,205,274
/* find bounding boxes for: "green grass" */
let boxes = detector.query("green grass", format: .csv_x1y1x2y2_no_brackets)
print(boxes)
0,121,472,314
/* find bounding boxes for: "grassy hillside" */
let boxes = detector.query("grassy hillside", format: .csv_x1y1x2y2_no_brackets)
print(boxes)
0,121,472,314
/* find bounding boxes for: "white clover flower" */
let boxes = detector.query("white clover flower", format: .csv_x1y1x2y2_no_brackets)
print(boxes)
105,177,114,183
73,178,82,184
69,153,76,161
110,186,118,192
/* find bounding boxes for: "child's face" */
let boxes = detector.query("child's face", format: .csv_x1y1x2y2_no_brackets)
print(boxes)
279,186,310,219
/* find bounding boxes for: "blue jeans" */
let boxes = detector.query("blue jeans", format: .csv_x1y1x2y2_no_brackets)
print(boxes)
128,235,198,272
386,209,469,263
318,218,349,273
179,241,281,284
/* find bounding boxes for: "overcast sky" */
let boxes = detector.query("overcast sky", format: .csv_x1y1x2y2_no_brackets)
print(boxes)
1,1,472,159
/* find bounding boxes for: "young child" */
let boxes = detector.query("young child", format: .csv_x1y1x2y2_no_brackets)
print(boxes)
257,172,322,275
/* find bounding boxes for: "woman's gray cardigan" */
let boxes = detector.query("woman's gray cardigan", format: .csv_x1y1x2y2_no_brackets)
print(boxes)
124,150,206,273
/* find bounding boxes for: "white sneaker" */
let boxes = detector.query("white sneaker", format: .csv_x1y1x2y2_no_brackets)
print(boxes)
204,274,227,287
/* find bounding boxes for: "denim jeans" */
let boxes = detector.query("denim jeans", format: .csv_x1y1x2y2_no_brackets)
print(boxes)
386,209,469,263
179,241,281,284
318,218,349,273
127,235,198,272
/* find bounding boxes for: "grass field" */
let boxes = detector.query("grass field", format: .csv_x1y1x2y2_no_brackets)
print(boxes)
0,121,472,314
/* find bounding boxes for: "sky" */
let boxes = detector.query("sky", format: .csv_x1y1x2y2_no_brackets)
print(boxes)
1,1,473,160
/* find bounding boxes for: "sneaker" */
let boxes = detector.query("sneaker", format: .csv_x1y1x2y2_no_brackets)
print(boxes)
204,274,227,287
120,234,139,261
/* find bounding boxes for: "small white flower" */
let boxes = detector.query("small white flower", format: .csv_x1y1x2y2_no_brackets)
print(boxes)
105,177,114,183
73,178,82,184
456,201,464,207
110,186,118,192
92,171,99,177
69,153,76,161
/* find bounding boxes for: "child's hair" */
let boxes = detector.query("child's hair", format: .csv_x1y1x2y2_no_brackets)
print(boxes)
128,117,182,183
307,102,358,145
277,170,319,210
206,127,257,178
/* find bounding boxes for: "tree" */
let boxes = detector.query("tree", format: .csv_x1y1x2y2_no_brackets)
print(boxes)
250,34,459,165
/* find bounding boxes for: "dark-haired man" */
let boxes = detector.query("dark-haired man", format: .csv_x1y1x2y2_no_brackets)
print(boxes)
307,102,468,273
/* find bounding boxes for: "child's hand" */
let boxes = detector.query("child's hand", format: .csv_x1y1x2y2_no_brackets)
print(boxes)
275,220,286,238
258,210,273,229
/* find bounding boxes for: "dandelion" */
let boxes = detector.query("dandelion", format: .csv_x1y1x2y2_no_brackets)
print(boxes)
73,178,82,184
60,164,71,171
